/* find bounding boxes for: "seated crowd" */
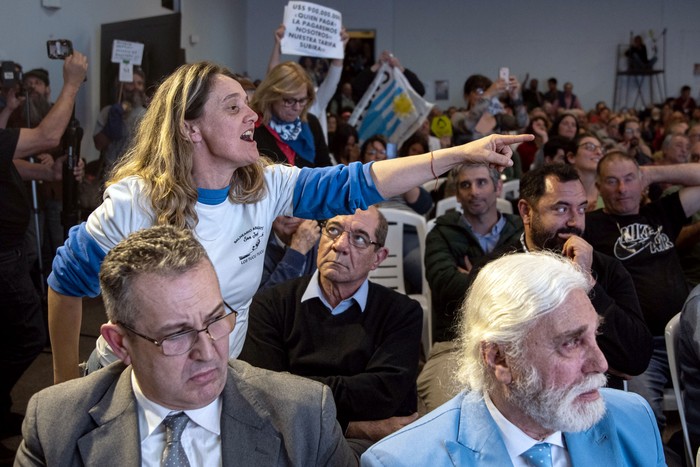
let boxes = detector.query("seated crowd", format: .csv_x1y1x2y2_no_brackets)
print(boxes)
5,22,700,467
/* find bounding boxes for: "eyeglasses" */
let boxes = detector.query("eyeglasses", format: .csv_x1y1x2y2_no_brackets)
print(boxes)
578,142,606,154
624,128,641,135
366,149,387,156
118,302,237,356
281,97,309,108
321,221,382,249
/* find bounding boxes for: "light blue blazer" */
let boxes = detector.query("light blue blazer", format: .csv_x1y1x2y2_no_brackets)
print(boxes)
361,388,665,466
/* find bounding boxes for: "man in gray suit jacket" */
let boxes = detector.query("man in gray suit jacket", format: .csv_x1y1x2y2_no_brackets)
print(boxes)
15,225,357,467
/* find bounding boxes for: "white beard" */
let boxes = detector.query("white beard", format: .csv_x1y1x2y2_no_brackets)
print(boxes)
508,363,607,433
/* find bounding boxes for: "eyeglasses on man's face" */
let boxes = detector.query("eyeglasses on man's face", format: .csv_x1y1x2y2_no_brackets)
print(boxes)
321,221,381,249
118,302,237,356
366,148,387,156
282,97,309,108
578,142,606,154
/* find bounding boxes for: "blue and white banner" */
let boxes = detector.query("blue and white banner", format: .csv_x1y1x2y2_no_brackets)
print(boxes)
348,63,433,149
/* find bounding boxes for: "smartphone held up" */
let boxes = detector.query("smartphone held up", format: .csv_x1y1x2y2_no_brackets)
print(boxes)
47,39,73,60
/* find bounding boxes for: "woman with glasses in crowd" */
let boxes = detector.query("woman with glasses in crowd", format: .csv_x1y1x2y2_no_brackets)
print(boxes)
251,61,331,168
566,132,607,211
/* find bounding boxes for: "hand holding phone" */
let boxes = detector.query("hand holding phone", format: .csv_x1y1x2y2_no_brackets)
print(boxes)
47,40,73,60
499,67,509,91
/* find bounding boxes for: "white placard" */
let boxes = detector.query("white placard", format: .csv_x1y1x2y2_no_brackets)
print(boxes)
119,62,134,83
281,1,343,60
111,40,144,66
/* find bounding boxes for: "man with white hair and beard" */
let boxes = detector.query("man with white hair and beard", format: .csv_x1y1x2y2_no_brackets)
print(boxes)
361,252,665,467
416,164,651,413
93,66,147,181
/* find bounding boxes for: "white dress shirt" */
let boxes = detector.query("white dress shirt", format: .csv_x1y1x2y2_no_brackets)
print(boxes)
132,372,223,467
484,393,572,467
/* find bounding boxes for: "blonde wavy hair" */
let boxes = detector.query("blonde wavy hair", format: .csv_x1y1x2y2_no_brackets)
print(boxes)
251,61,316,125
108,61,269,229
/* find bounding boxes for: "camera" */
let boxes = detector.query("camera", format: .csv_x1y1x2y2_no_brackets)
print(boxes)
1,61,23,93
46,39,73,60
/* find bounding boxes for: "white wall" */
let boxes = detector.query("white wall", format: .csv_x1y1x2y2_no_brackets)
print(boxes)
181,0,246,68
3,0,700,159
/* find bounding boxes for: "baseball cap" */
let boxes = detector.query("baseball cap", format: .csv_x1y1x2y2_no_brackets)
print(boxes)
24,68,50,86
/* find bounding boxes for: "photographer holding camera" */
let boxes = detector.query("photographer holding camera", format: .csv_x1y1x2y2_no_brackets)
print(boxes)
0,49,87,450
2,67,86,290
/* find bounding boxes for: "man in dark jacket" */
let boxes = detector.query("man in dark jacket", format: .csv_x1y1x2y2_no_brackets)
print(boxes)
425,164,523,345
419,164,523,411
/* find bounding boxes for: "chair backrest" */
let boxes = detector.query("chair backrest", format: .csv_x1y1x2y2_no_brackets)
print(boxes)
500,179,520,200
422,177,447,193
435,195,513,216
435,196,462,218
496,198,513,214
666,312,695,466
372,207,432,354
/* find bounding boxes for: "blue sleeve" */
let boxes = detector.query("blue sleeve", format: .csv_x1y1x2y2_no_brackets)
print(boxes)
258,243,310,291
292,162,385,219
406,186,433,215
47,223,106,297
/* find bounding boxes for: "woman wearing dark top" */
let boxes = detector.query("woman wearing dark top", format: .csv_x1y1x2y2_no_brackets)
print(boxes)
251,62,331,168
531,112,580,170
329,123,360,165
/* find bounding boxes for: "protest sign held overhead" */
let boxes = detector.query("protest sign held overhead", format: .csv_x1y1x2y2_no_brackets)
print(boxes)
111,40,144,82
281,1,343,59
349,63,434,149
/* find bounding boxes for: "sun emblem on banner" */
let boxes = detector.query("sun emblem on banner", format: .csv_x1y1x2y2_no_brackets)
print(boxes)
393,92,415,117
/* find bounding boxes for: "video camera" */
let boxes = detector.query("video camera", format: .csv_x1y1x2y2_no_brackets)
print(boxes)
1,61,23,91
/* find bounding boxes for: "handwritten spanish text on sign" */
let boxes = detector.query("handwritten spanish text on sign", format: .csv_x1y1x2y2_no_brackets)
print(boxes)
281,1,343,60
111,40,144,66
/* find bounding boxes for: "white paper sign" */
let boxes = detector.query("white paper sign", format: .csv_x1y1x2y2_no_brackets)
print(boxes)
111,40,144,66
119,62,134,83
281,1,343,60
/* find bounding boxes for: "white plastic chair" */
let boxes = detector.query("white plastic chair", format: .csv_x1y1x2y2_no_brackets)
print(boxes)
496,198,513,214
666,313,695,467
435,196,512,216
372,208,432,356
435,196,461,217
500,179,520,200
422,177,447,193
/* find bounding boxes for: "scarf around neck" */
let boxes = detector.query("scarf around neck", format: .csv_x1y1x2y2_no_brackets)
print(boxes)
268,116,316,163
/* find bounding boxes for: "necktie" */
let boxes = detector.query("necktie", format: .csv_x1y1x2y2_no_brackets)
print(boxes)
162,412,191,467
521,442,553,467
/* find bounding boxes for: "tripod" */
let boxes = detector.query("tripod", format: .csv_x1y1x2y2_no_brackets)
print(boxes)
22,94,82,297
61,110,83,238
22,89,46,296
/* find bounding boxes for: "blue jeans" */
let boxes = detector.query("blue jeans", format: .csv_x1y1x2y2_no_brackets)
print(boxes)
627,336,669,431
